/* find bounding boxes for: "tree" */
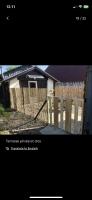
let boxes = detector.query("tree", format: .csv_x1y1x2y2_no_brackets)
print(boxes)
6,65,17,72
0,66,2,75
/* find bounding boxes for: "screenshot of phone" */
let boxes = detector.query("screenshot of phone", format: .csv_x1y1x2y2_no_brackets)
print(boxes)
0,2,92,200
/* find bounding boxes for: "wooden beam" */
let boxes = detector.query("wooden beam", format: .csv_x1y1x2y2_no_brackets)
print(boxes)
74,98,78,133
59,97,63,129
65,99,72,132
54,97,59,127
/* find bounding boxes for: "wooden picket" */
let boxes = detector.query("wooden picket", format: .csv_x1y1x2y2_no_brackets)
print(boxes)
59,98,63,129
54,97,58,126
65,99,72,132
47,96,84,134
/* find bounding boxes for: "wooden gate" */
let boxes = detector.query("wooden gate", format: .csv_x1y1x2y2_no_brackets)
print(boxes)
47,96,84,134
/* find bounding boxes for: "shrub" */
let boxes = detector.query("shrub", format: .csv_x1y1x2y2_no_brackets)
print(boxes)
5,108,12,112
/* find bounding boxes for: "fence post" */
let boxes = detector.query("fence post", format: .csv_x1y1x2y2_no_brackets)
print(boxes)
81,99,84,124
47,97,52,124
15,88,20,112
74,98,78,133
59,97,63,129
13,88,17,110
10,88,14,109
54,97,59,127
78,99,84,134
65,99,72,132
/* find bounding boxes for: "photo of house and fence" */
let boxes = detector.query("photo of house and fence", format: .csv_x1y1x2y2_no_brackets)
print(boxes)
0,65,88,135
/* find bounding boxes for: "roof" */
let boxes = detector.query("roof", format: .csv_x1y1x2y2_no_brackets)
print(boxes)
3,65,33,80
45,65,88,82
3,66,59,82
17,66,59,81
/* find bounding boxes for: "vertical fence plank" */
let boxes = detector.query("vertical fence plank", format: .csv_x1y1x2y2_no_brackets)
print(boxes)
9,88,14,109
54,97,59,127
74,98,79,133
23,88,30,104
15,88,22,112
12,88,17,110
65,99,72,132
49,97,52,124
59,97,63,129
81,99,84,123
47,97,52,124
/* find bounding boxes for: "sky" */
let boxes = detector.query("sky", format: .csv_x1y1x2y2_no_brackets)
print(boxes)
0,65,48,73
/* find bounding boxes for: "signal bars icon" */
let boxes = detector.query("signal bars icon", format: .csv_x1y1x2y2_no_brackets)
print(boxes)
73,5,89,9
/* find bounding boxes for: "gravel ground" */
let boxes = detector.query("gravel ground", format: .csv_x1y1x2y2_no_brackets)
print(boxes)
0,111,47,134
0,111,83,135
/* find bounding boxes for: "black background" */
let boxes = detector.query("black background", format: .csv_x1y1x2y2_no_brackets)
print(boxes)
0,135,92,199
0,0,16,24
0,0,92,199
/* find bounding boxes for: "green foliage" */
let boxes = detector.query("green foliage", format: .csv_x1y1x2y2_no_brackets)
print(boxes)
5,108,12,112
0,104,5,115
6,65,17,72
0,104,11,117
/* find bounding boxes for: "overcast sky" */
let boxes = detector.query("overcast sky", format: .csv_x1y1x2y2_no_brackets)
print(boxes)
1,65,48,73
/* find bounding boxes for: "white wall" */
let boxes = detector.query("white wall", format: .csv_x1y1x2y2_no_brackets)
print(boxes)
9,78,20,88
47,79,54,96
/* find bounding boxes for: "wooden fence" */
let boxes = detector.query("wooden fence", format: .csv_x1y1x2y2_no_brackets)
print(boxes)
47,96,84,134
9,86,84,134
9,88,48,122
55,82,84,99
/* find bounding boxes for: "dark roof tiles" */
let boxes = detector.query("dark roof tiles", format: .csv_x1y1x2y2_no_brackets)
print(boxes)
45,65,88,82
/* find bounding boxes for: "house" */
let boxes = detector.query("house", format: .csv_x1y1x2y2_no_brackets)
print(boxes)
45,65,88,97
45,65,88,84
1,65,58,108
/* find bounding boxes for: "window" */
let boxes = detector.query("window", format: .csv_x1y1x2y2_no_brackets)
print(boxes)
28,81,37,97
28,81,37,88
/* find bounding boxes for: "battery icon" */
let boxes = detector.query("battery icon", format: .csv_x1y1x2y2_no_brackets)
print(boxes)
83,5,89,9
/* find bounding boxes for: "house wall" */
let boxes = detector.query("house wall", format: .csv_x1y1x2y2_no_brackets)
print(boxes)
9,78,20,88
19,78,47,88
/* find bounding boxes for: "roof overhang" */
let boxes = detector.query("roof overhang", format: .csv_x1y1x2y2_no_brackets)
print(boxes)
3,66,59,82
